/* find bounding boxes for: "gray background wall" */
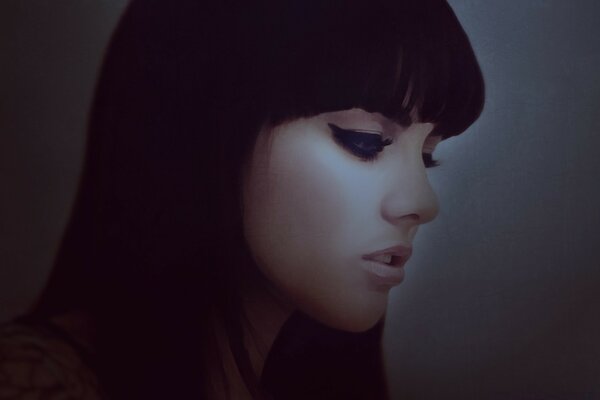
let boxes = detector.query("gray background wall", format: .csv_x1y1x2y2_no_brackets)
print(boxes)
0,0,129,319
386,1,600,398
1,1,599,399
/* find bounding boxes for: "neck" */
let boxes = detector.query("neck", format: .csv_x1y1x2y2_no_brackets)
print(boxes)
211,276,294,399
241,278,294,378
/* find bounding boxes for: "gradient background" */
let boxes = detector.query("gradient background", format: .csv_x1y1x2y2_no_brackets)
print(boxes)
1,1,599,399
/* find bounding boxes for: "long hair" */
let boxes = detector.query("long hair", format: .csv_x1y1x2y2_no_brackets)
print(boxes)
30,0,484,398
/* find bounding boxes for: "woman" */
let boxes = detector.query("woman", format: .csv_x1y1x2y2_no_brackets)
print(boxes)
0,0,484,398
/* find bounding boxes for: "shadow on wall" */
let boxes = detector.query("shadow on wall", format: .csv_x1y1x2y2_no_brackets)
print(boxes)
0,0,129,321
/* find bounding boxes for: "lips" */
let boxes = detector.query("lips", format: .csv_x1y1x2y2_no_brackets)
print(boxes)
361,244,412,287
362,244,412,268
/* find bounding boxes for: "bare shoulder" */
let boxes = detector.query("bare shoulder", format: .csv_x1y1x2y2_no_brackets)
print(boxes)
0,315,103,399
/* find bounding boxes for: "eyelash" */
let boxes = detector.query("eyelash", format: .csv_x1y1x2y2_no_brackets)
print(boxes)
327,123,440,168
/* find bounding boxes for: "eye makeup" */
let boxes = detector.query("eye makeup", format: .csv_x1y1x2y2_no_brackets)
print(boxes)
327,123,440,167
328,123,392,162
422,152,440,168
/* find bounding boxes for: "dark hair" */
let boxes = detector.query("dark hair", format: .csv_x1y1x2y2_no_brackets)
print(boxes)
31,0,484,398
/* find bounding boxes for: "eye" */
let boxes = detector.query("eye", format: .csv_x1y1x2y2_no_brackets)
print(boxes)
423,135,442,169
328,123,392,162
422,152,441,169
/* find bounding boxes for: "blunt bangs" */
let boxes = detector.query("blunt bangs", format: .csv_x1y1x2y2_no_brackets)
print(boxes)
253,0,484,139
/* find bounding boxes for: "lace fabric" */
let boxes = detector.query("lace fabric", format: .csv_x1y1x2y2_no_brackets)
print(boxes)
0,318,104,399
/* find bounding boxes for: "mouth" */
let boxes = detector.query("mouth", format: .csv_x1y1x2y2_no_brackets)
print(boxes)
361,244,412,287
361,259,405,287
362,245,412,267
366,254,403,266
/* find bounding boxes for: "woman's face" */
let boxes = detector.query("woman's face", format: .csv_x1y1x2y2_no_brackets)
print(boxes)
242,108,441,332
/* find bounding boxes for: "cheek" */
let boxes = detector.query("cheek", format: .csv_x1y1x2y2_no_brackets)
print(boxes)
243,132,389,332
244,136,347,285
279,155,346,251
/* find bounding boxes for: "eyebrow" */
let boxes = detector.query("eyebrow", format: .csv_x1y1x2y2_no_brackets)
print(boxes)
379,112,442,139
335,108,442,138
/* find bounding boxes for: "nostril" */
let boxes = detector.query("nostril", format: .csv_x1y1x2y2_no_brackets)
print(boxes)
408,213,420,221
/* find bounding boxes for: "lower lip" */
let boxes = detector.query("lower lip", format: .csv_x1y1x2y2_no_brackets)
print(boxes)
361,259,405,287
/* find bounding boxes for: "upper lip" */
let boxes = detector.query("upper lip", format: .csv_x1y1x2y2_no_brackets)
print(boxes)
362,244,413,267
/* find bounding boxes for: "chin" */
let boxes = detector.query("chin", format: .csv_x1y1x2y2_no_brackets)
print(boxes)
328,312,385,333
300,294,388,333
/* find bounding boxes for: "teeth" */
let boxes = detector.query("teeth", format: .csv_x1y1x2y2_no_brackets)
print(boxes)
372,254,392,264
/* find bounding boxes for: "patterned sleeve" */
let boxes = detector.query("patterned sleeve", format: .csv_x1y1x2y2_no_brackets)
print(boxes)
0,321,104,399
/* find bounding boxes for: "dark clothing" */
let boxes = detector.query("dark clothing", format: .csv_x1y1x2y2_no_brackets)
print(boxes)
3,312,388,399
261,312,389,400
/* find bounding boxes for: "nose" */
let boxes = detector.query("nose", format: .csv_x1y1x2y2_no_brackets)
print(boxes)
380,162,440,230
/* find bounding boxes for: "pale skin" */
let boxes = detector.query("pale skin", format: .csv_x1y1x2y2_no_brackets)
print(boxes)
228,107,442,397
